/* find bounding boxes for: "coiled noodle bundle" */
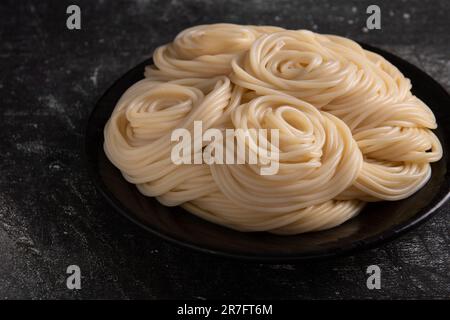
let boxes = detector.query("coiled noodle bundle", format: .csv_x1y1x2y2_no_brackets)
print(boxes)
104,24,442,234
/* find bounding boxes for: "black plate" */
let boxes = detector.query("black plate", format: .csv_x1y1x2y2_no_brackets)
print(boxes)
85,44,450,262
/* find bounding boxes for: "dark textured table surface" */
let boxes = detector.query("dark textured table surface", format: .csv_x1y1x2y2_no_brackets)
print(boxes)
0,0,449,299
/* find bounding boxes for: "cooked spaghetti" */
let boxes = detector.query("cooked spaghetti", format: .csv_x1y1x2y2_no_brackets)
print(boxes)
104,24,442,234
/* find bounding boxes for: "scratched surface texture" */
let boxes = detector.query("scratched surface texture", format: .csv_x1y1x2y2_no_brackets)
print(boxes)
0,0,449,299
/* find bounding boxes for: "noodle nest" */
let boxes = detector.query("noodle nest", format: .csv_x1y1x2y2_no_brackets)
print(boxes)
104,24,442,234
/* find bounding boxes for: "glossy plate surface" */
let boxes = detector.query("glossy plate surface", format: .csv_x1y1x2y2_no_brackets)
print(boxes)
85,44,450,261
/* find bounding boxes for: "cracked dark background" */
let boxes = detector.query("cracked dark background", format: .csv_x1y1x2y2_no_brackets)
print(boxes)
0,0,449,299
